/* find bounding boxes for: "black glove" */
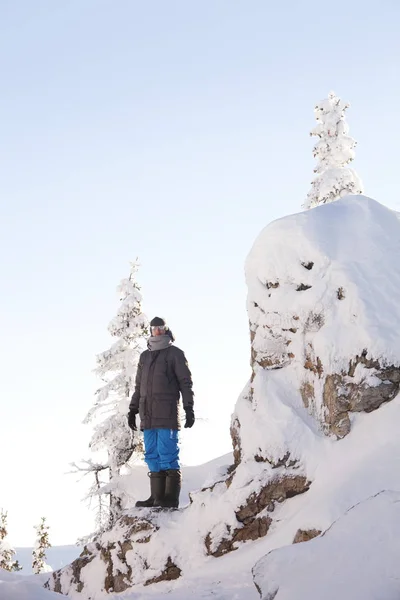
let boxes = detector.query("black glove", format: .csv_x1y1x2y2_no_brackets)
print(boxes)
184,407,195,428
128,409,138,431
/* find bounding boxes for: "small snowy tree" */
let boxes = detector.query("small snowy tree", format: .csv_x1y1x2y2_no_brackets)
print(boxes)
32,517,51,574
303,91,363,209
0,510,21,572
72,261,148,535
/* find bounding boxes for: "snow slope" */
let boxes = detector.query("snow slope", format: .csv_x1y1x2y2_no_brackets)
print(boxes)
120,453,233,509
253,490,400,600
0,568,62,600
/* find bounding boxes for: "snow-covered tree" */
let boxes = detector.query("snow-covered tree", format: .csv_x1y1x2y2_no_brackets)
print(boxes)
303,91,363,209
0,510,21,572
72,261,148,535
32,517,51,574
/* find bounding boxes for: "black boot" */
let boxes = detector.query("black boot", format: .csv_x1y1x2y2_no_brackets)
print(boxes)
135,471,166,508
160,469,181,509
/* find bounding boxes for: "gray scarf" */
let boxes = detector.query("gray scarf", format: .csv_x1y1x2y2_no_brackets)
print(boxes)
148,335,172,352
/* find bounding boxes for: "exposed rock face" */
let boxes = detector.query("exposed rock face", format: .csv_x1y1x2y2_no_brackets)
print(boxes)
45,473,305,596
293,528,321,544
230,416,242,467
205,474,310,557
245,312,400,443
144,557,181,586
46,516,163,595
322,352,400,438
205,517,271,558
47,546,97,595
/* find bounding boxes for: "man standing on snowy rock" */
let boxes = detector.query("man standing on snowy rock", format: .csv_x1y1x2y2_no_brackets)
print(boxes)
127,317,195,509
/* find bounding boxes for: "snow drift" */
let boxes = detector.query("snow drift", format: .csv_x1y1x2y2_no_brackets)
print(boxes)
253,490,400,600
0,568,62,600
46,195,400,599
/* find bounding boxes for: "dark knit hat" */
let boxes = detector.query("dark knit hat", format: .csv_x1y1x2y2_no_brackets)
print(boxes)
150,316,167,328
149,316,175,341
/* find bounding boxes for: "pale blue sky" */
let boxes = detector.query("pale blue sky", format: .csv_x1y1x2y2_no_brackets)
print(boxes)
1,0,399,545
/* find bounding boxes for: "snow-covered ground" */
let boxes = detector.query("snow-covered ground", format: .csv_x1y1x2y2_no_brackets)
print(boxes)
120,452,233,509
253,490,400,600
6,385,400,599
0,568,62,600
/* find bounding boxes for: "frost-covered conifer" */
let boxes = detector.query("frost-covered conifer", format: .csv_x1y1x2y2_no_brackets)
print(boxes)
0,510,21,572
32,517,51,574
304,91,363,209
72,261,148,534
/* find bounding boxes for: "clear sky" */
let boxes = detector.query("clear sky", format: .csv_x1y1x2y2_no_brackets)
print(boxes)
1,0,399,546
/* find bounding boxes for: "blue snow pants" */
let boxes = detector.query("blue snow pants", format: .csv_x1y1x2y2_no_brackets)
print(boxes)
143,428,180,472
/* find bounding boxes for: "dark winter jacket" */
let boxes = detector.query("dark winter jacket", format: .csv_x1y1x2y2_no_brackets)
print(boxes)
129,346,194,430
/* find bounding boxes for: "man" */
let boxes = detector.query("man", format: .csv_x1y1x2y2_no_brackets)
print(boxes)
127,317,195,509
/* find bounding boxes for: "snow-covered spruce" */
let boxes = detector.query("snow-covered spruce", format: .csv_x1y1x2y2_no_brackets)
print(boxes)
46,196,400,599
72,261,148,536
0,510,21,572
32,518,51,575
303,91,363,209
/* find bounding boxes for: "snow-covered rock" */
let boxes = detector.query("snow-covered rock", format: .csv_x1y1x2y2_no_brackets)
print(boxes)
253,491,400,600
232,194,400,467
45,195,400,599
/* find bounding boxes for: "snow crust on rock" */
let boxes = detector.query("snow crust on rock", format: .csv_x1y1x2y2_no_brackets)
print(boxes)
247,195,400,368
253,490,400,600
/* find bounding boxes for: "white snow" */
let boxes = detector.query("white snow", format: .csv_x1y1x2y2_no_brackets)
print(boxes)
0,568,62,600
253,490,400,600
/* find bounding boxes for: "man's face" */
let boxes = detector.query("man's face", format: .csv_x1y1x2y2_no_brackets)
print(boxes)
151,326,166,337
